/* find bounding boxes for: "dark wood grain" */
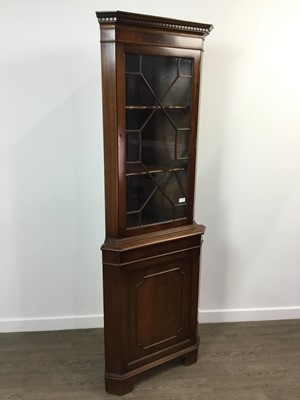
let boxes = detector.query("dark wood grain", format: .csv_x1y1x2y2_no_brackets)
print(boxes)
97,11,211,394
97,11,211,239
0,320,299,399
102,225,203,394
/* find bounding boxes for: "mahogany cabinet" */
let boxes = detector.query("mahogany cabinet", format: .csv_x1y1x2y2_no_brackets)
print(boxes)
96,11,212,395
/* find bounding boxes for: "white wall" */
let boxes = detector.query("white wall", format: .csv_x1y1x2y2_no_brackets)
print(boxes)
0,0,299,332
196,0,300,322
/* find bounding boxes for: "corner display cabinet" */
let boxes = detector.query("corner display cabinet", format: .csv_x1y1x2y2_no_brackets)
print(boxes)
96,11,213,395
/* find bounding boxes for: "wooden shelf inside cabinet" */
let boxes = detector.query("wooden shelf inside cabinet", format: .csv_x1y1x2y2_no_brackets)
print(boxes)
96,10,212,395
125,106,190,109
125,163,188,176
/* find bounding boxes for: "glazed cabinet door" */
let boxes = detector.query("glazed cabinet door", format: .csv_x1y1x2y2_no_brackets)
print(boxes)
117,46,201,237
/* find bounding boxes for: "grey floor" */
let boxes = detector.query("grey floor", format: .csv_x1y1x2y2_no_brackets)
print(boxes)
0,320,299,400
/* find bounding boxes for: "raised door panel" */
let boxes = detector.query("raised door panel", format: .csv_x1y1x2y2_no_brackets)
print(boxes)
127,255,198,367
136,267,184,349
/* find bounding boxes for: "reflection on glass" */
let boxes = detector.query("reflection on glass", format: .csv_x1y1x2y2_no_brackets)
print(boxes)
126,175,156,212
126,132,140,162
162,77,191,107
142,55,178,99
166,108,190,129
176,130,189,159
141,109,176,168
161,170,187,205
126,109,153,130
126,74,158,106
142,188,174,224
180,59,192,76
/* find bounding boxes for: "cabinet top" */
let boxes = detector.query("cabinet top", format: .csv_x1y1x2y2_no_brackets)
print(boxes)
96,10,213,37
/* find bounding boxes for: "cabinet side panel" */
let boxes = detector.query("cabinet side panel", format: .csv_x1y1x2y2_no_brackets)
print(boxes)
100,39,119,237
189,253,201,337
187,53,201,222
102,263,123,374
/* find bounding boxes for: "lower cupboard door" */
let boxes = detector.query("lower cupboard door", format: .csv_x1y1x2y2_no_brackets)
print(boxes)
127,255,199,367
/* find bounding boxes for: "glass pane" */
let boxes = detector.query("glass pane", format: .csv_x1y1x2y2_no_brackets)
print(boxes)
126,74,158,106
180,59,193,76
176,130,189,159
142,55,178,100
126,108,154,130
161,171,187,206
126,213,140,228
126,132,140,162
141,109,176,168
162,77,192,107
166,108,190,130
141,189,174,224
175,205,187,219
126,175,156,212
125,54,140,73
